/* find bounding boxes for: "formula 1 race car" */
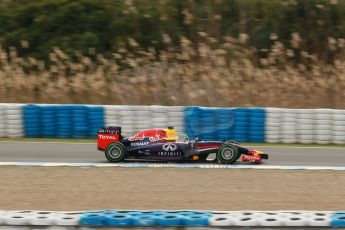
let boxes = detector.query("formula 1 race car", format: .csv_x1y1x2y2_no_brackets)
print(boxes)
97,127,268,164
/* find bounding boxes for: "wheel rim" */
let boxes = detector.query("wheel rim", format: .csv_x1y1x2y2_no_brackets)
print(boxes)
109,146,122,159
221,147,234,160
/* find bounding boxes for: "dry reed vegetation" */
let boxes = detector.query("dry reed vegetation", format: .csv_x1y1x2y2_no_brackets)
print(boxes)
1,33,345,108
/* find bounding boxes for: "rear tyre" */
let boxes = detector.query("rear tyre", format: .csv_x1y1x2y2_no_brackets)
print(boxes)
226,140,240,145
216,143,240,164
105,142,126,162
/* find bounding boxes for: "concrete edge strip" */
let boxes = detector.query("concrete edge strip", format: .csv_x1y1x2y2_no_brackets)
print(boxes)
0,210,344,227
0,162,344,170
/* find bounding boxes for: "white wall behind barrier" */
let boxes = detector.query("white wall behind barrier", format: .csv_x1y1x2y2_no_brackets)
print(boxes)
105,105,185,136
0,103,24,138
265,108,345,144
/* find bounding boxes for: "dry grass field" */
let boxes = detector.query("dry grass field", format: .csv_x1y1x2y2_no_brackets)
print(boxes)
1,35,345,108
0,167,344,211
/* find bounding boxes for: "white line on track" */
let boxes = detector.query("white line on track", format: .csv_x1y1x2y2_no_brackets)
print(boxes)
0,162,345,170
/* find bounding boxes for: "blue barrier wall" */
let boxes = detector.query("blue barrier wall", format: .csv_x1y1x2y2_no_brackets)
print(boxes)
185,107,265,142
23,105,104,138
23,105,41,137
57,105,72,138
23,104,265,142
6,104,343,143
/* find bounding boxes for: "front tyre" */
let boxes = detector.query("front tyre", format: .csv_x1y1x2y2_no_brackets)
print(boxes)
216,143,240,164
105,142,126,162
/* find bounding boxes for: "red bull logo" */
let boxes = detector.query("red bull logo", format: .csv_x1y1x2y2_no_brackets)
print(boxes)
128,129,167,142
128,132,146,141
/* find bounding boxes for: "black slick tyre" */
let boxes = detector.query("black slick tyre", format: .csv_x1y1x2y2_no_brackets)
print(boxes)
226,140,240,145
105,142,126,162
216,143,240,164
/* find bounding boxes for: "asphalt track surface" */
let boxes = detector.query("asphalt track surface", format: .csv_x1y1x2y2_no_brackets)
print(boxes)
0,142,344,166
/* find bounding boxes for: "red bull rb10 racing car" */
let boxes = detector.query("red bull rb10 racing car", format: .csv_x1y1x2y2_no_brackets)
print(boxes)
97,127,268,164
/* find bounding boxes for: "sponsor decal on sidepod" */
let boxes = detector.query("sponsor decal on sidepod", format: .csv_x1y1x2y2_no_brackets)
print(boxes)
162,144,177,151
159,144,181,156
131,142,150,146
158,152,182,156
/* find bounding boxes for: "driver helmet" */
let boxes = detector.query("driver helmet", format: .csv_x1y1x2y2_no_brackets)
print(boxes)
178,133,189,142
164,126,178,141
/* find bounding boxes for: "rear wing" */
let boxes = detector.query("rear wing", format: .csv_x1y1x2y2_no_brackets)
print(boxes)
97,127,121,151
